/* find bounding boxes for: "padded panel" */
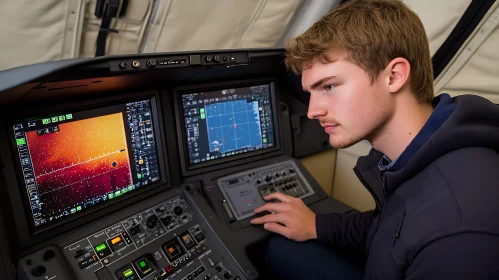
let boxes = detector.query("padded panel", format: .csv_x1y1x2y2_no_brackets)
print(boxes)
143,0,301,53
404,0,472,56
239,0,301,48
442,27,499,103
436,3,499,103
0,0,79,71
300,149,337,196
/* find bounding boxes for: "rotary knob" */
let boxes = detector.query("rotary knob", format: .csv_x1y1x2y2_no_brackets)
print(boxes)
213,55,221,63
174,206,183,216
161,215,172,226
146,59,157,68
145,215,159,229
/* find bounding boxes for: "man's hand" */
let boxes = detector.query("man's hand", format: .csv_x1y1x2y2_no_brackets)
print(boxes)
250,192,317,242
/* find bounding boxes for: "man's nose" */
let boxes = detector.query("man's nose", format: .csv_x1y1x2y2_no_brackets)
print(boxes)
307,94,327,120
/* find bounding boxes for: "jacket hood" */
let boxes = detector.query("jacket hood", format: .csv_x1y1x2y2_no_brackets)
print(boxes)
383,94,499,193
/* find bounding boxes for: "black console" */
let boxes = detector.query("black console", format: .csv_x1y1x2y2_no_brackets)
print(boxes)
18,194,247,280
0,49,354,280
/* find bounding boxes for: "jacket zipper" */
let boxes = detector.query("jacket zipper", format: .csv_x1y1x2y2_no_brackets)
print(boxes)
353,167,383,210
379,175,388,223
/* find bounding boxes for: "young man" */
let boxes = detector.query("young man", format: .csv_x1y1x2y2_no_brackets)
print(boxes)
250,0,499,279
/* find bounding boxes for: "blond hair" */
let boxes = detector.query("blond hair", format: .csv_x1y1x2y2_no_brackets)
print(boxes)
285,0,434,104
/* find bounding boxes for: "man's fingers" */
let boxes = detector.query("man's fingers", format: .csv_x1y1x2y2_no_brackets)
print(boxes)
253,202,289,214
263,222,292,239
250,213,288,225
263,192,293,203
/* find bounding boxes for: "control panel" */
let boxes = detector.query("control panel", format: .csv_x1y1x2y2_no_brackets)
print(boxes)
19,196,246,280
218,160,315,221
110,52,250,72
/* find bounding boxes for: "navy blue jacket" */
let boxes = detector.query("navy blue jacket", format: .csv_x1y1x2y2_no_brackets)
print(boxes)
316,94,499,279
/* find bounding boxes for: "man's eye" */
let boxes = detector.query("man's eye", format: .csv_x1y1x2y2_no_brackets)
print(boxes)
324,84,335,91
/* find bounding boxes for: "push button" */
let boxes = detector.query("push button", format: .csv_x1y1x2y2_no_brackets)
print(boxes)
111,235,122,245
116,265,139,280
132,254,157,278
108,234,127,252
162,240,184,262
194,233,205,242
180,232,196,249
137,260,151,275
122,267,138,280
95,243,112,259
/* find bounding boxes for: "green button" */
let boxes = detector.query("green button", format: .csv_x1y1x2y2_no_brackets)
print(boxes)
123,268,134,277
139,260,146,268
16,138,26,146
95,243,107,253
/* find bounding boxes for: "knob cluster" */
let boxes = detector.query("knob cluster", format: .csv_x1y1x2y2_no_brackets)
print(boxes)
257,168,296,185
204,54,227,63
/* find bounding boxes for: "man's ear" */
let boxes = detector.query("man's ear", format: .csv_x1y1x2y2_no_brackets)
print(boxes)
386,57,410,93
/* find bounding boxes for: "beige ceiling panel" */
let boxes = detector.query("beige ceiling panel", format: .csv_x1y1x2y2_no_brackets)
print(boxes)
239,0,301,48
0,0,85,71
441,26,499,103
145,0,300,53
404,0,472,55
435,3,499,103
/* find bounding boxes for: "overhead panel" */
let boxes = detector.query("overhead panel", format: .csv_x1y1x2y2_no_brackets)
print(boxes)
142,0,301,53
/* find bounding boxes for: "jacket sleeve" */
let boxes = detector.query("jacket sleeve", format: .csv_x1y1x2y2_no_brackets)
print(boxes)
315,210,374,251
406,233,499,279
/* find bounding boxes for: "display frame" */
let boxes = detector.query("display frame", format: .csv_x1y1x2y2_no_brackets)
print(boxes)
173,78,283,176
1,90,170,242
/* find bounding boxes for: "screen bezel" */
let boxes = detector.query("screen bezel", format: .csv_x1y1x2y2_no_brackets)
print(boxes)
173,78,283,176
4,91,169,238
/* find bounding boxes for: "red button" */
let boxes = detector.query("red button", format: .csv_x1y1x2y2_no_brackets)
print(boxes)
165,265,173,272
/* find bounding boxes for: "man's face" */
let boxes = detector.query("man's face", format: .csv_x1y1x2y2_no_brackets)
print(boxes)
302,54,393,148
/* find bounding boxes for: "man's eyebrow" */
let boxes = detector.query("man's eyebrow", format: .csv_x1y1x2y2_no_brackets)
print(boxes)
303,76,336,92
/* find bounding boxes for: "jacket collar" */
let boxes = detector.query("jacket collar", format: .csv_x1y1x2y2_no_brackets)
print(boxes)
354,148,385,208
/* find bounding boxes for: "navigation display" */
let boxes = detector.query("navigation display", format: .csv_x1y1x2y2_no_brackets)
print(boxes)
12,99,161,228
180,84,276,166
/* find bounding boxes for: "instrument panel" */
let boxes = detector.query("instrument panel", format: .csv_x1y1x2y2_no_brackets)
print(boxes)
0,50,351,280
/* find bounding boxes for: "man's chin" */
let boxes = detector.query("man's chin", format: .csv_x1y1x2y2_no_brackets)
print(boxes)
329,136,359,149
